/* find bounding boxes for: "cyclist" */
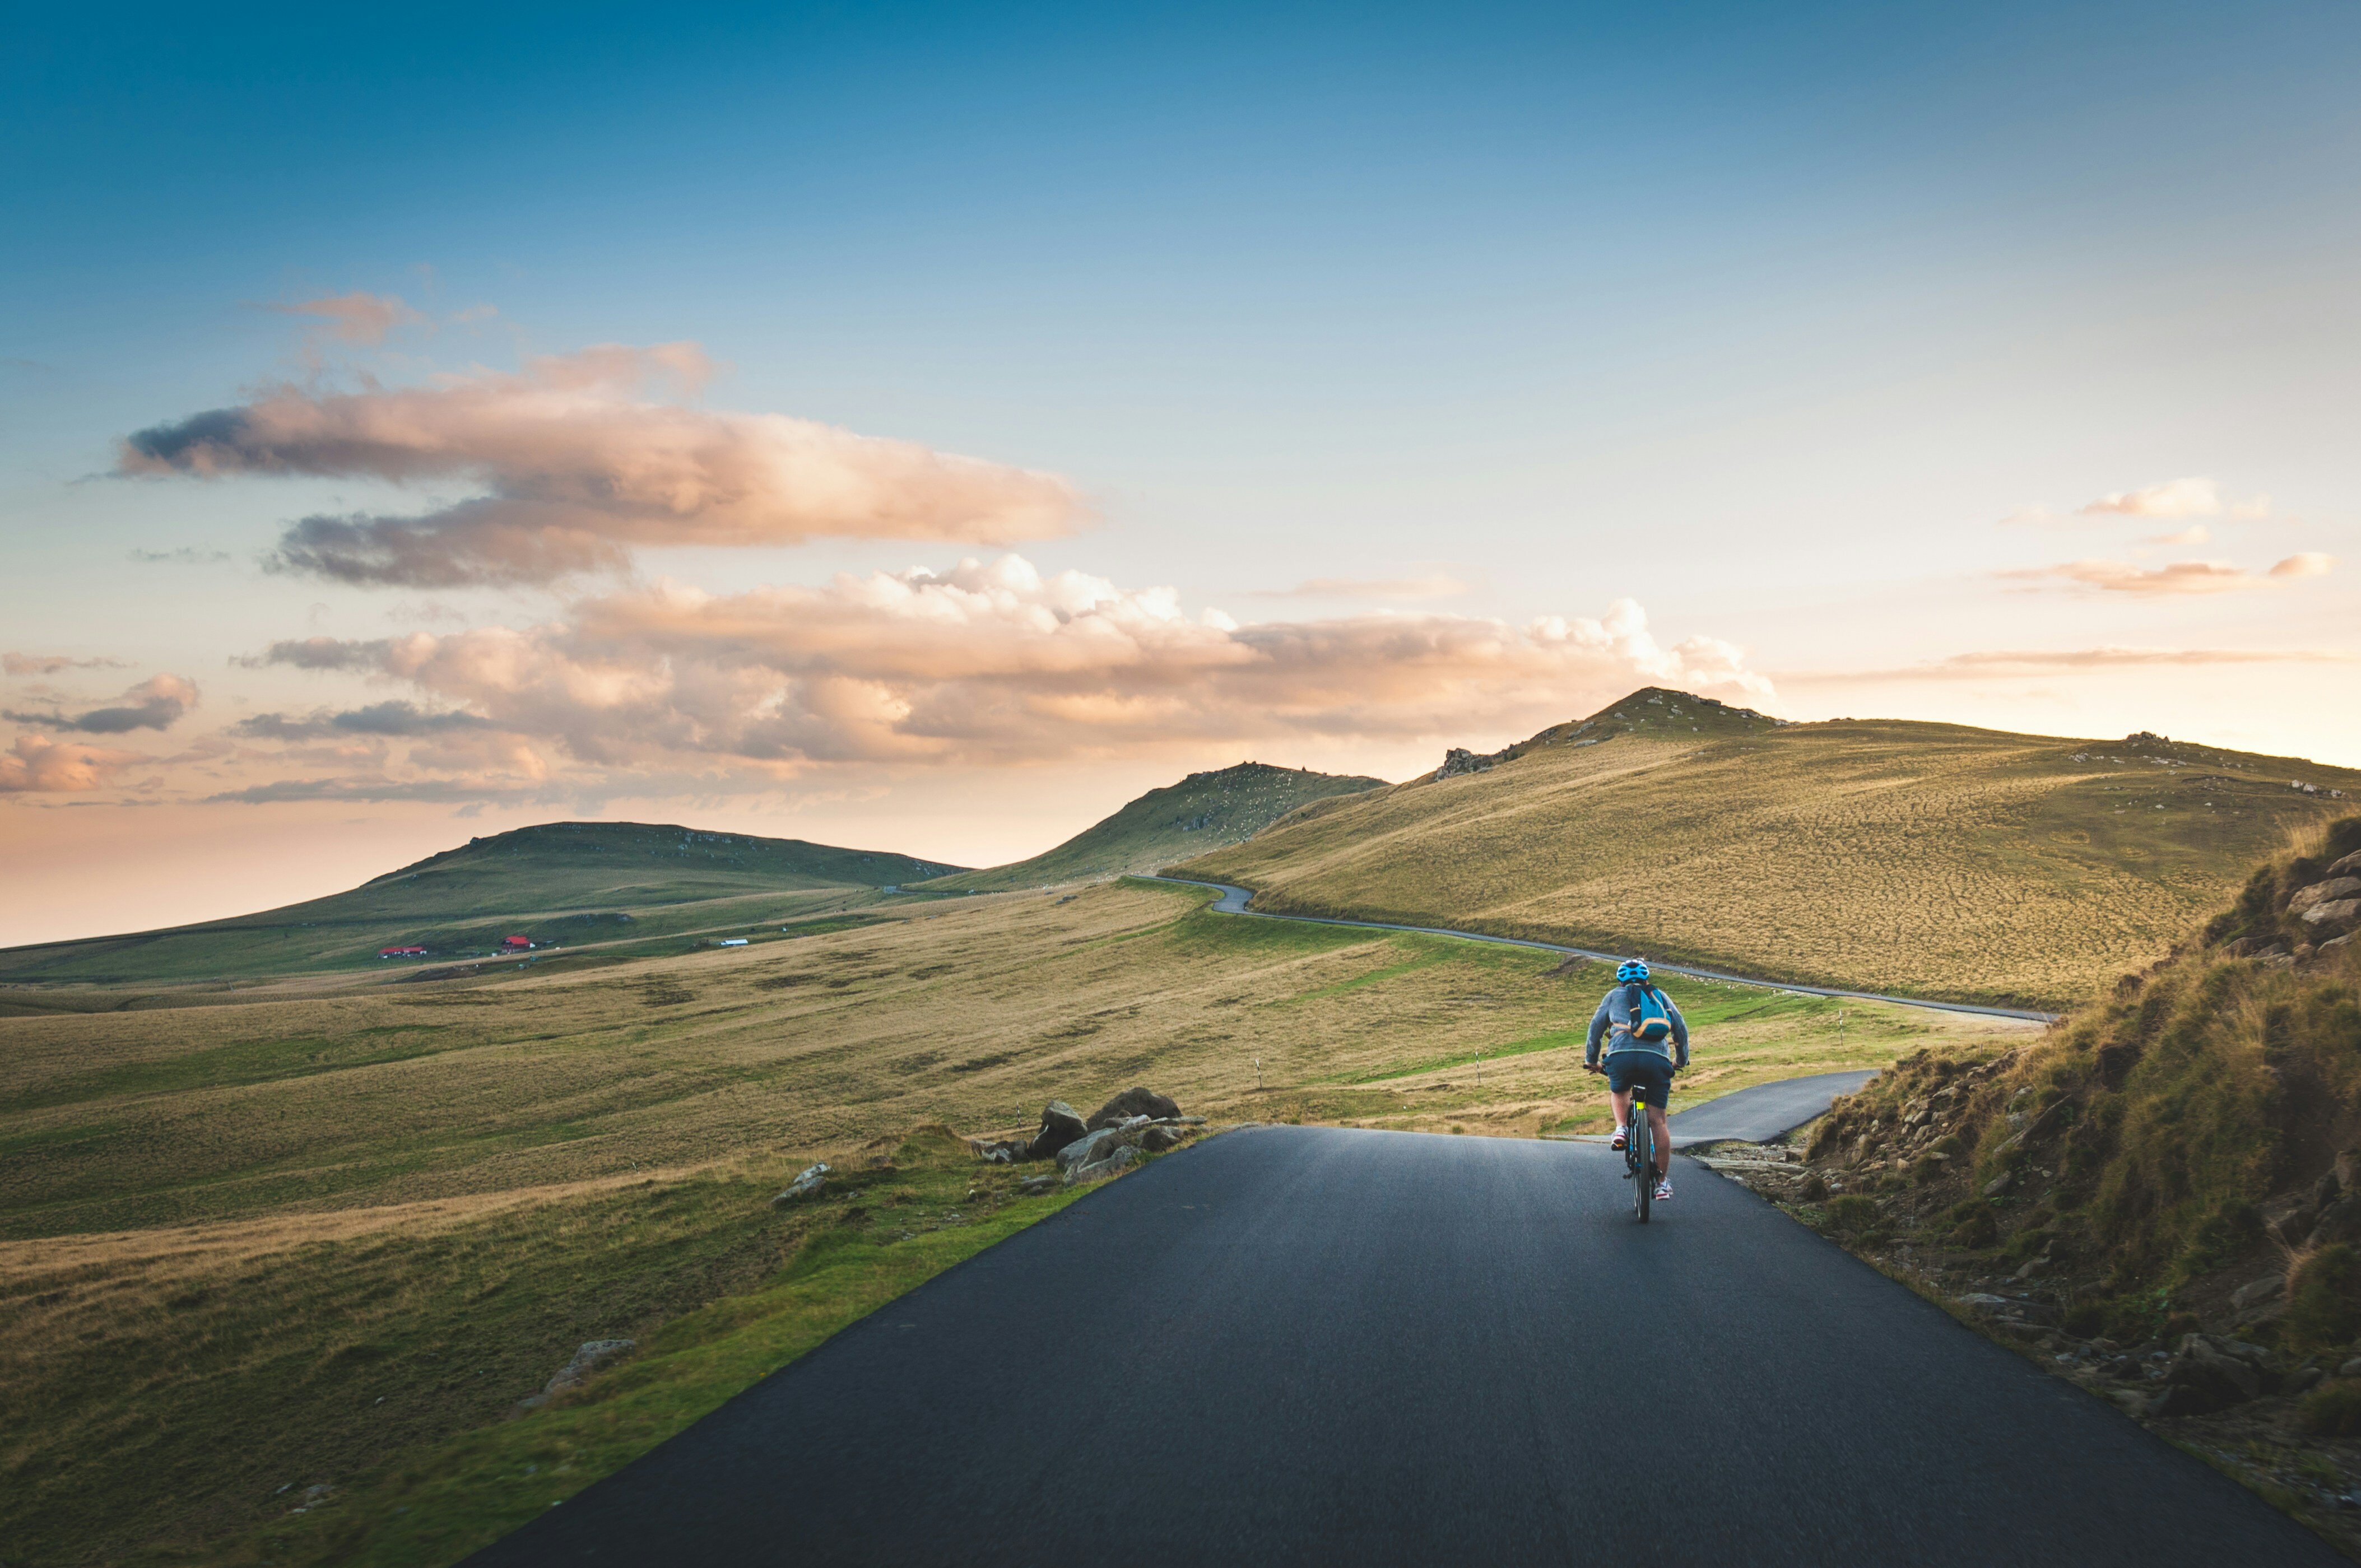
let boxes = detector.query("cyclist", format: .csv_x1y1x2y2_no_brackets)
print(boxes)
1584,958,1688,1203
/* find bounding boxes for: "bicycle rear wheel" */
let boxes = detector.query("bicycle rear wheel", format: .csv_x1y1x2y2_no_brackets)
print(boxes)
1633,1112,1653,1223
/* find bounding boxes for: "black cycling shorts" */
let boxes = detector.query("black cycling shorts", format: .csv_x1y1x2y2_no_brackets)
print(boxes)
1605,1054,1674,1109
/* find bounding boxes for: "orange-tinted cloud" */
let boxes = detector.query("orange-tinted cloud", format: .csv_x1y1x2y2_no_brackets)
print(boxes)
244,556,1769,785
118,346,1087,587
2002,554,2337,595
1778,646,2361,683
0,733,148,792
3,653,129,676
1253,575,1472,600
2077,477,2221,519
268,291,425,345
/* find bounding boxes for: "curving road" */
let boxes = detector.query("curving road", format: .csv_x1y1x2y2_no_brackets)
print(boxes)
1144,875,2063,1023
467,1127,2332,1566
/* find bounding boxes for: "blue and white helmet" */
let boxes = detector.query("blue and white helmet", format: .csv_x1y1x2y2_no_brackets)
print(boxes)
1615,958,1651,984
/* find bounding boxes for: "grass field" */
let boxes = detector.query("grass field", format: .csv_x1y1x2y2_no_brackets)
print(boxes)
0,877,2026,1565
1177,689,2361,1008
915,759,1384,892
0,820,961,987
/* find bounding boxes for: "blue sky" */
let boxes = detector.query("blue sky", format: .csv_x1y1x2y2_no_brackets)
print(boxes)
4,1,2358,939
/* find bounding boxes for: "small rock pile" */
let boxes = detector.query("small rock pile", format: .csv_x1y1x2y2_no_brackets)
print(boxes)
970,1087,1205,1184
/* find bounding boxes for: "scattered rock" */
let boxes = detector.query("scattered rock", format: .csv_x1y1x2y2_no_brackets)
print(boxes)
1087,1087,1181,1129
771,1162,830,1204
1027,1101,1089,1161
1066,1144,1139,1185
1141,1124,1190,1152
1057,1127,1124,1171
2230,1274,2287,1313
1016,1174,1057,1197
1982,1171,2014,1198
2338,1356,2361,1380
2304,899,2361,932
2314,1197,2361,1248
516,1339,635,1411
2290,877,2361,915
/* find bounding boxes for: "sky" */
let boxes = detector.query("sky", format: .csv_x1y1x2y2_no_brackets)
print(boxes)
5,1,2359,946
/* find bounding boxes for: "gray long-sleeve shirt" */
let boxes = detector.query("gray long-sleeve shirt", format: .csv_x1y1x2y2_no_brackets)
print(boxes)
1585,984,1690,1069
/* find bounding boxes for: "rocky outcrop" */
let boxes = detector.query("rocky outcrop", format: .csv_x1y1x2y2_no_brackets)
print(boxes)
1087,1087,1179,1128
1026,1101,1089,1161
516,1338,635,1412
1434,747,1496,780
771,1162,831,1204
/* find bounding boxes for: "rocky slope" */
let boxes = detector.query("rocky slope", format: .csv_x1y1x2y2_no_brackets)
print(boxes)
1705,817,2361,1552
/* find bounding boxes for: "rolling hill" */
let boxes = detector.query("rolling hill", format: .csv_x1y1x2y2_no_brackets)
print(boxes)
913,760,1386,892
1174,687,2361,1008
0,821,968,985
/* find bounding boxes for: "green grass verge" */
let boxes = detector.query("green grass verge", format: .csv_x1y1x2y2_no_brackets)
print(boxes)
233,1148,1092,1567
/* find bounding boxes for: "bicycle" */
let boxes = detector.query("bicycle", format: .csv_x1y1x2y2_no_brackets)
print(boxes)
1589,1061,1666,1223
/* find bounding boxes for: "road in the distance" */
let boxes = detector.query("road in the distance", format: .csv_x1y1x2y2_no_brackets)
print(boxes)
1144,875,2062,1023
468,1128,2334,1566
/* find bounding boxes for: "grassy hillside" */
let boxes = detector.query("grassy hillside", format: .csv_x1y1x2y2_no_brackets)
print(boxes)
0,878,2023,1565
1177,687,2361,1008
0,821,966,986
913,761,1386,892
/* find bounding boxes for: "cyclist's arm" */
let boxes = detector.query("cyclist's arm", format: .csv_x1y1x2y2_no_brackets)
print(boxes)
1583,998,1611,1067
1668,999,1690,1070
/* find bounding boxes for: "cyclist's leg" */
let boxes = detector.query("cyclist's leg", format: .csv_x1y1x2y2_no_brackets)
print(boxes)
1640,1062,1674,1178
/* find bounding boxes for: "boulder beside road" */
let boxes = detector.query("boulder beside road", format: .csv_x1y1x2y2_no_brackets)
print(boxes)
1027,1101,1089,1161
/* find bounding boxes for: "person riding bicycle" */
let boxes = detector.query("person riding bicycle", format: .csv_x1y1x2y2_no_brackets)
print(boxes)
1584,959,1688,1203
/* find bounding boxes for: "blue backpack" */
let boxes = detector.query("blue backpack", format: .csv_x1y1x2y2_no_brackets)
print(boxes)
1623,982,1673,1043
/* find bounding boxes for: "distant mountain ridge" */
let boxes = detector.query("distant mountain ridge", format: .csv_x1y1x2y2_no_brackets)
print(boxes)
915,761,1388,892
1175,688,2361,1008
0,821,965,985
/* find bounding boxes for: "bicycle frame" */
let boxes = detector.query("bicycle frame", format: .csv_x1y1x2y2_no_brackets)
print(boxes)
1628,1096,1654,1222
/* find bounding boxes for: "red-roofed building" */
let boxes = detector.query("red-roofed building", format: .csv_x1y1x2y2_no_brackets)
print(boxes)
502,936,533,950
379,946,427,958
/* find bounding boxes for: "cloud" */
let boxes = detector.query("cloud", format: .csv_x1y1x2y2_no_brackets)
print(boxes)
251,555,1771,778
268,291,425,346
2001,555,2337,595
206,775,549,806
1253,575,1471,601
128,547,233,565
118,345,1086,587
2271,552,2336,579
0,733,148,792
2078,476,2221,519
2145,525,2209,547
234,701,492,740
1779,646,2361,685
3,653,129,676
3,674,199,732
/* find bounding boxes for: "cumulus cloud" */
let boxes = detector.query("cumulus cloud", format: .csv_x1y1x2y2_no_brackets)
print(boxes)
268,291,425,346
2002,555,2337,595
3,653,129,676
0,733,148,792
2078,477,2221,519
247,555,1769,780
2146,525,2209,547
4,674,200,732
2004,478,2272,528
117,345,1086,587
2271,552,2337,579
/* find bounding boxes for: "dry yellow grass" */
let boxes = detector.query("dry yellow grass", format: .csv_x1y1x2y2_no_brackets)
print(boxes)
1178,706,2361,1007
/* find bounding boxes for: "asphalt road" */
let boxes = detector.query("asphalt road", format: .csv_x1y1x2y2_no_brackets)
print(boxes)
468,1127,2334,1566
1666,1069,1879,1147
1145,875,2062,1023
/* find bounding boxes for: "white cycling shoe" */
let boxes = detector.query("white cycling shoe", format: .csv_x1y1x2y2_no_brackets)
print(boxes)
1609,1125,1629,1151
1652,1177,1673,1201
